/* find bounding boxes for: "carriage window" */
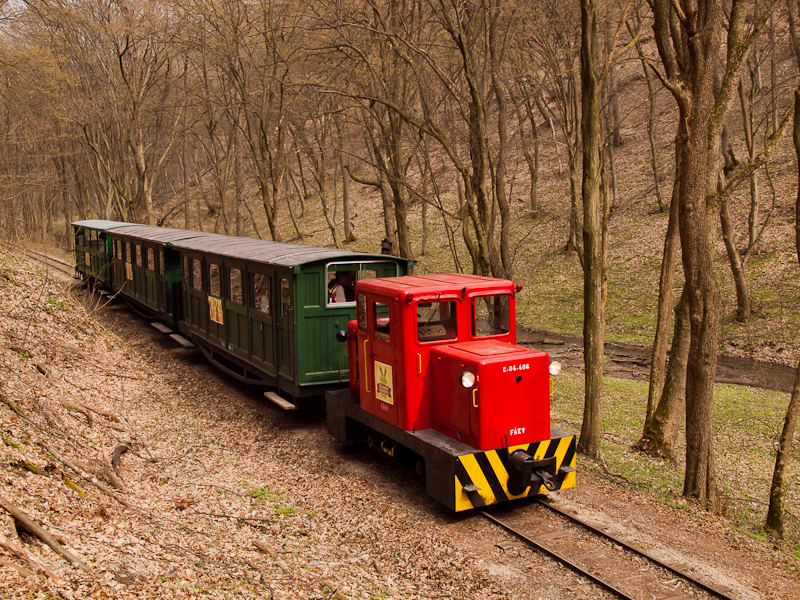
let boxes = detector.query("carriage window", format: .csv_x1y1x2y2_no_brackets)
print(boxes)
280,278,292,317
327,267,356,305
115,240,121,259
417,300,457,342
183,256,189,282
373,302,391,343
209,264,221,297
159,249,164,275
472,294,510,337
229,268,242,304
147,247,155,272
76,229,85,247
357,294,367,332
125,242,131,264
253,273,271,314
192,259,202,290
325,261,399,307
135,244,142,267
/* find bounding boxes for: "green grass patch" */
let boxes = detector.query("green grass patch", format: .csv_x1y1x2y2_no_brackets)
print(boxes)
551,370,800,552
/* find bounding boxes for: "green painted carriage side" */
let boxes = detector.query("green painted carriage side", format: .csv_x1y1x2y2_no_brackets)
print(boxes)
293,259,411,387
73,225,113,284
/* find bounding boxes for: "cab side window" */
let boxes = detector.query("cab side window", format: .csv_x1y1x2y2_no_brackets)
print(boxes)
472,294,510,337
416,300,457,342
373,302,391,343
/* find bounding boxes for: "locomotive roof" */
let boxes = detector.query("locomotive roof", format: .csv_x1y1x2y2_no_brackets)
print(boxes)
356,273,514,298
72,220,408,270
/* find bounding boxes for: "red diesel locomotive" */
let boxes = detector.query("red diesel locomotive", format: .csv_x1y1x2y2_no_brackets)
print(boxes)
325,274,576,511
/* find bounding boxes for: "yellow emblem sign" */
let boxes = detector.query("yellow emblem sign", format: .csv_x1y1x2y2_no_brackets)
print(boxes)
374,361,394,405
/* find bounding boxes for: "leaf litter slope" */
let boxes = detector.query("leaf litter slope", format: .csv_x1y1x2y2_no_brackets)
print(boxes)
0,249,512,599
1,249,800,598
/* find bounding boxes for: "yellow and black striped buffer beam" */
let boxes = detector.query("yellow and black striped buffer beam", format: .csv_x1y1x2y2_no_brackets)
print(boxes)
453,434,577,511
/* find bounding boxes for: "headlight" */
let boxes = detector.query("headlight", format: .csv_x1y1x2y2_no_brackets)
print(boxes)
460,371,476,388
549,361,562,376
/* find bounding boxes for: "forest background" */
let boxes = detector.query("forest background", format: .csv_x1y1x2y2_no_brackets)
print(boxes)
1,0,800,545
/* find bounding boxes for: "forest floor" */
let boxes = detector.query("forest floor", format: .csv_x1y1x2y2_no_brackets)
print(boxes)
1,249,800,599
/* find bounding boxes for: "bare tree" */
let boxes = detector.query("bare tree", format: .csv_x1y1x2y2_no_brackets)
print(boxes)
650,0,782,505
765,0,800,537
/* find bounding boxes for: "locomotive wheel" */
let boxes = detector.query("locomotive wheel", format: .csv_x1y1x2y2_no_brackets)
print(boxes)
415,459,425,477
366,433,376,449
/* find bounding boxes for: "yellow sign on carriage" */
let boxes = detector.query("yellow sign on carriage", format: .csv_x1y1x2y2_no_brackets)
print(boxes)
209,296,224,325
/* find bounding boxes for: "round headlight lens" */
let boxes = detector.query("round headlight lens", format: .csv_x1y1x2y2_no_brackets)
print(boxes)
549,361,562,376
460,371,476,388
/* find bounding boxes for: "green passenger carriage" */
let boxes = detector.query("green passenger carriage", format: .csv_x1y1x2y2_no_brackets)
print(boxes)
72,220,413,403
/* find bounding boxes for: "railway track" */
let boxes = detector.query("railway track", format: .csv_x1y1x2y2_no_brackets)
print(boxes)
1,242,76,278
481,497,738,600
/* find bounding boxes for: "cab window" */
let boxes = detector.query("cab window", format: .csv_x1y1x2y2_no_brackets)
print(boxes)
373,302,391,343
357,294,367,332
472,294,510,337
416,300,457,342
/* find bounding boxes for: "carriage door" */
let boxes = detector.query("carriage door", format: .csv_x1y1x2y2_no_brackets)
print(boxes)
224,263,249,361
249,270,277,376
363,296,398,426
276,276,295,381
162,248,182,316
206,261,225,347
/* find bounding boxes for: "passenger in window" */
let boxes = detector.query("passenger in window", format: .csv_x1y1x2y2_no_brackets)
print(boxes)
328,271,355,303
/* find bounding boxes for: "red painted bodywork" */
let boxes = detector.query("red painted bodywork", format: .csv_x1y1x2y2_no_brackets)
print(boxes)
346,274,552,450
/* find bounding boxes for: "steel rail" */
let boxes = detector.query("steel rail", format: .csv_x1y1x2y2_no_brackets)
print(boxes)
535,497,736,600
481,510,639,600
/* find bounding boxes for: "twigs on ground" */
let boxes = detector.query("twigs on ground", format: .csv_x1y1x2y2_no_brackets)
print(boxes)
0,533,58,580
38,441,135,509
0,495,92,576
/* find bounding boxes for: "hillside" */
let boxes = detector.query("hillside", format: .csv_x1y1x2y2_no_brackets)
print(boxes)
1,242,799,598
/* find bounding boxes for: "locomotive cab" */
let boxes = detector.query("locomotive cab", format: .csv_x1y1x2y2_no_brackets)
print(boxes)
330,273,577,511
348,274,551,450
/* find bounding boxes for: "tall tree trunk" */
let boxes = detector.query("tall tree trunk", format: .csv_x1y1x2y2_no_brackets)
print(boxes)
629,12,665,211
766,359,800,535
183,68,191,230
720,197,751,322
638,290,690,459
578,0,608,458
645,149,682,426
766,1,800,535
342,160,353,242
